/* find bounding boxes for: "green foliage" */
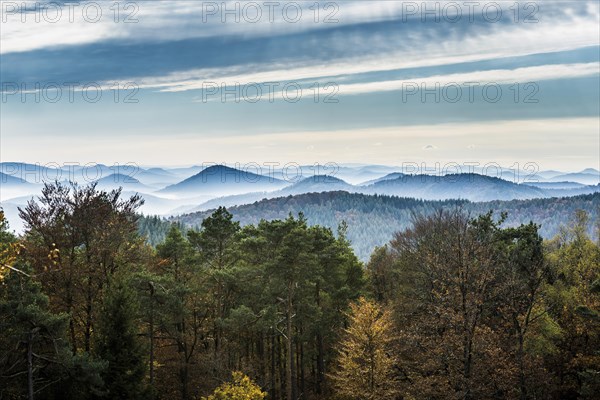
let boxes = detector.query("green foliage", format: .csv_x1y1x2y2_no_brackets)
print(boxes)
544,210,600,399
94,280,147,400
138,215,182,247
19,181,147,355
172,192,599,260
0,262,105,399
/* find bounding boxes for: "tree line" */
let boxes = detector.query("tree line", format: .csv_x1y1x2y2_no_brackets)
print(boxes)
0,181,598,399
168,191,600,261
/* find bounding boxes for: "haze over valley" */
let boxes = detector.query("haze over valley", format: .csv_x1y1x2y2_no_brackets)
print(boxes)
2,162,598,259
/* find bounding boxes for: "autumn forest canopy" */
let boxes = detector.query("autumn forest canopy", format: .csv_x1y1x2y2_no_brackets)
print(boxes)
1,181,599,400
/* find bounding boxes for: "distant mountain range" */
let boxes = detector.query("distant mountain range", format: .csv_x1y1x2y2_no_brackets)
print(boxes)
3,163,598,190
177,172,599,214
2,163,599,232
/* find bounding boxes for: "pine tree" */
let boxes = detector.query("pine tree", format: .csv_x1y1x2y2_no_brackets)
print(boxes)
157,225,208,400
94,280,147,400
329,297,399,400
187,206,241,375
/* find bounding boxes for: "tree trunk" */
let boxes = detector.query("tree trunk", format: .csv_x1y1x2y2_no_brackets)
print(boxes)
149,283,155,395
27,331,34,400
270,330,276,399
286,289,294,400
69,317,77,355
84,276,93,353
315,282,325,394
463,334,473,400
180,363,189,400
299,337,305,398
518,334,527,400
277,335,283,400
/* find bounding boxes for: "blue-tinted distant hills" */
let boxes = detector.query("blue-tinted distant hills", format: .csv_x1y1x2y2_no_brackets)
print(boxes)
1,172,29,185
360,172,406,186
159,165,288,197
94,174,153,192
524,181,587,190
177,171,600,214
365,173,547,201
185,175,357,212
548,171,600,185
283,175,356,195
2,163,600,230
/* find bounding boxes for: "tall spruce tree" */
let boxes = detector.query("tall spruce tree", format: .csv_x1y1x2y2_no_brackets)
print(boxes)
157,225,208,400
94,279,147,400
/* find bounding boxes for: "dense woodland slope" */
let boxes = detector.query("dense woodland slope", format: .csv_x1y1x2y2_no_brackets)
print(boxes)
162,192,600,260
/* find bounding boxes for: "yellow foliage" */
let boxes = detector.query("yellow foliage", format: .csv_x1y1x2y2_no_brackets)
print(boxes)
202,371,266,400
329,297,399,400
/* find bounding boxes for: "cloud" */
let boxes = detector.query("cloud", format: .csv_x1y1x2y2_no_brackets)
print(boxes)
4,1,598,87
336,63,600,96
0,1,446,54
117,12,600,94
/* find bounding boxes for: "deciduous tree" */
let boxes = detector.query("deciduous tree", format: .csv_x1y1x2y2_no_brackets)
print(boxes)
329,297,399,400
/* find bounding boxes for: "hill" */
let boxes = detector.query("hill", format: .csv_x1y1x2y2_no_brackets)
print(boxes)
178,175,356,213
366,173,547,201
360,172,405,186
524,181,587,189
178,174,599,214
169,191,599,260
159,165,289,197
549,172,600,185
0,172,29,185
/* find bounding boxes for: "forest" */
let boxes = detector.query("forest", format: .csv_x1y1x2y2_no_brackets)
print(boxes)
1,181,599,400
156,191,600,260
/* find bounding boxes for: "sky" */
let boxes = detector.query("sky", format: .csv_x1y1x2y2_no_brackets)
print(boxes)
1,0,599,171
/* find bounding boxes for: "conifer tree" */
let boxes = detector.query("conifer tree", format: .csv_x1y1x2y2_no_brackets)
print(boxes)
94,280,147,400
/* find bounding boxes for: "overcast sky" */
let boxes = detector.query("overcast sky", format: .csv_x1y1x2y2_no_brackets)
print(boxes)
1,0,599,170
